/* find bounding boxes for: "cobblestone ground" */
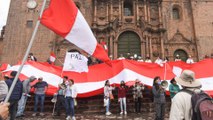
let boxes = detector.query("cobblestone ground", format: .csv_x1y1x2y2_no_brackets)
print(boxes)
15,112,169,120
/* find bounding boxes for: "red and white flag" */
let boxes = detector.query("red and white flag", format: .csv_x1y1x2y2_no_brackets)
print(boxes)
41,0,110,62
2,59,213,97
0,63,11,71
49,52,56,63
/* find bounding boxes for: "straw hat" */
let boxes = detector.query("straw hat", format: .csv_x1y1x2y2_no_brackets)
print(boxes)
175,70,201,88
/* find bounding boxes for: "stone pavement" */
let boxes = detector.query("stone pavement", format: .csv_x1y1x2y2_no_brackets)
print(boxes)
15,112,169,120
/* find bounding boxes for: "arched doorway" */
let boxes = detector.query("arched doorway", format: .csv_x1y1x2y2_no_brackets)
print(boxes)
174,49,188,61
117,31,141,58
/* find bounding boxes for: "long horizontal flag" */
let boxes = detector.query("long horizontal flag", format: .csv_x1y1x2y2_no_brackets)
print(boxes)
3,59,213,97
40,0,110,62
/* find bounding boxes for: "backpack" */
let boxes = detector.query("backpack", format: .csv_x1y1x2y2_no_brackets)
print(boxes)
181,89,213,120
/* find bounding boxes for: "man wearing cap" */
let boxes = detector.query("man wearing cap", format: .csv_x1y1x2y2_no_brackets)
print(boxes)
5,71,23,120
16,76,36,117
32,77,48,117
169,70,202,120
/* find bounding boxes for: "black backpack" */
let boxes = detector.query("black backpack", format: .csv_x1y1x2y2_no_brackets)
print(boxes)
181,89,213,120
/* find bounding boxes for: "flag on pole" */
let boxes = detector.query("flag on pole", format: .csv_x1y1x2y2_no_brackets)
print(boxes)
49,52,56,63
63,52,88,73
40,0,110,62
0,63,11,71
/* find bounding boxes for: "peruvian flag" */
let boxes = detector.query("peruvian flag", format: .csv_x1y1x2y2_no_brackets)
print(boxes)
49,52,56,63
2,59,213,97
0,63,11,71
40,0,110,62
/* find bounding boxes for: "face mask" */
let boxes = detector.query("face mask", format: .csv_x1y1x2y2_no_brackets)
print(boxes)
65,81,69,86
158,81,161,85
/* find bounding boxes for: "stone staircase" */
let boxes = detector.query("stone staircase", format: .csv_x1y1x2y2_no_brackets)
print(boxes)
25,87,171,115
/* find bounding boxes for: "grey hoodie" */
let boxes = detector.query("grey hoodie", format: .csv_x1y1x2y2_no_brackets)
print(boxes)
22,76,36,94
0,80,8,101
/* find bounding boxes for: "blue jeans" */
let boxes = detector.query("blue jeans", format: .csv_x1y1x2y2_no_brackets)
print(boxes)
106,98,110,113
16,94,28,116
119,97,126,112
34,94,45,113
65,97,75,117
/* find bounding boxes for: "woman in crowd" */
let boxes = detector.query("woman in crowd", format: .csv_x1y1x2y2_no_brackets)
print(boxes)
118,81,128,115
152,76,166,120
104,80,114,116
132,79,144,114
64,79,77,120
169,78,180,100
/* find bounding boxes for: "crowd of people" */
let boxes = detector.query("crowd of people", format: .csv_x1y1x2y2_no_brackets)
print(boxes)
103,70,213,120
0,52,213,120
117,53,196,65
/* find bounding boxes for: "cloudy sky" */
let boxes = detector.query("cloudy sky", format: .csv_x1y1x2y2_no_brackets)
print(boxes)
0,0,11,31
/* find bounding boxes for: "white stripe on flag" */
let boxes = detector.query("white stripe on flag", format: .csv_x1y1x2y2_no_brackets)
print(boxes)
65,10,97,55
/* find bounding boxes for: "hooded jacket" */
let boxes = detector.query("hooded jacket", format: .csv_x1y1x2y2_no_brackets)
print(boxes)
22,76,35,94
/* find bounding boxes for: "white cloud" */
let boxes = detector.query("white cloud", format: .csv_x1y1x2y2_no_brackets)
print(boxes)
0,0,11,31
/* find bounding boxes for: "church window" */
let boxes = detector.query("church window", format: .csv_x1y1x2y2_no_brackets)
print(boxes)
124,0,133,16
173,7,180,20
26,20,33,28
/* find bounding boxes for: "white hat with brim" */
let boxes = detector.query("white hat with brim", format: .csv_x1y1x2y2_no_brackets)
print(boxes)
175,70,201,88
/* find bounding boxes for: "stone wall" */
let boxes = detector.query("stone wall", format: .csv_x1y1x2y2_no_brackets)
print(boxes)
191,1,213,59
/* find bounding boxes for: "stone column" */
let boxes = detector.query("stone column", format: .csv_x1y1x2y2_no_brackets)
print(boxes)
149,35,153,59
141,41,145,58
144,0,147,21
110,35,113,57
158,1,163,27
114,41,118,59
160,32,165,58
121,0,124,23
147,1,150,23
135,0,139,25
94,0,97,23
110,0,113,21
145,35,149,55
106,1,109,23
119,0,122,23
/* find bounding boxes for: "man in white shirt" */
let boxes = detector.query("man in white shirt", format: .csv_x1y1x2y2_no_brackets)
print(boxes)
186,55,194,64
155,57,163,65
169,70,201,120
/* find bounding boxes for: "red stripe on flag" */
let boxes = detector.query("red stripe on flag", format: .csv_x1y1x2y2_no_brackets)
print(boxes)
41,0,78,37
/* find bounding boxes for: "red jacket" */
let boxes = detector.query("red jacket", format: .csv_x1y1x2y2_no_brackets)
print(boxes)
118,86,128,98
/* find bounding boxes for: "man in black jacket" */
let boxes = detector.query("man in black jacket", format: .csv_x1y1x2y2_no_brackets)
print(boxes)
5,71,23,120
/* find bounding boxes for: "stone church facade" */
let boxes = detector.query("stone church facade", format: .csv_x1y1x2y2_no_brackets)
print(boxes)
1,0,213,65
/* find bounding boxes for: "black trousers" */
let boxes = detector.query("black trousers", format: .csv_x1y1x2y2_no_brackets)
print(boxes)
135,97,142,113
9,100,18,120
55,95,65,115
155,103,165,120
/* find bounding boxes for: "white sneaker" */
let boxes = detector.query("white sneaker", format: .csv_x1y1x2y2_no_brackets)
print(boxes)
66,116,71,120
124,111,127,115
72,116,76,120
32,113,37,117
120,111,123,114
105,112,112,116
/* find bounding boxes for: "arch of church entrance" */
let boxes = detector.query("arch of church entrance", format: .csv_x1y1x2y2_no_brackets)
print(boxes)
174,49,188,61
117,31,141,58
